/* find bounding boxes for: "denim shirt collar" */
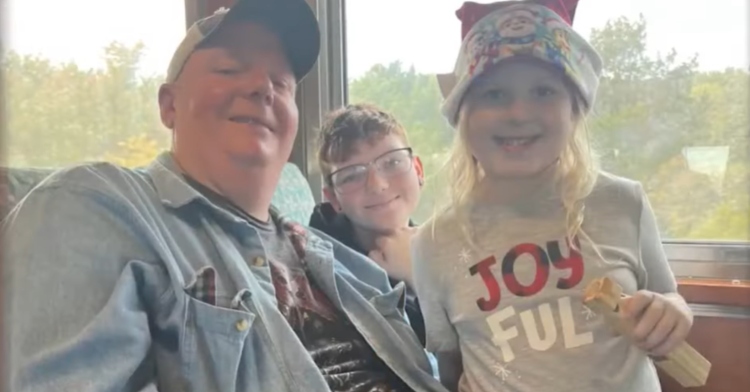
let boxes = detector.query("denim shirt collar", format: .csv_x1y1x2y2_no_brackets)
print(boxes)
146,152,205,209
147,153,292,240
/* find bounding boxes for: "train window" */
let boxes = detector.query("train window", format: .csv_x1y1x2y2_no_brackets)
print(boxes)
343,0,749,243
3,0,186,168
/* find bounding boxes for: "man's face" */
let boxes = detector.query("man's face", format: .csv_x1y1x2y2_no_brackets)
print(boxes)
159,21,298,179
324,134,424,234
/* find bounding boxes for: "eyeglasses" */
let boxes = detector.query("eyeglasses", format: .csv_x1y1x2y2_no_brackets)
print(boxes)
328,147,414,194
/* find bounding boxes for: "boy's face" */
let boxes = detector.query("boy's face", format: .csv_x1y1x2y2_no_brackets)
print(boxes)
324,133,424,234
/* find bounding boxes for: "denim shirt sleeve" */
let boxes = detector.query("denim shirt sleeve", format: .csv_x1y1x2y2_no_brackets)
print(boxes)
308,228,394,293
306,227,442,378
3,179,165,391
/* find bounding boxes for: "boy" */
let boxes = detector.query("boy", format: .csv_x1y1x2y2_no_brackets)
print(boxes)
310,103,426,345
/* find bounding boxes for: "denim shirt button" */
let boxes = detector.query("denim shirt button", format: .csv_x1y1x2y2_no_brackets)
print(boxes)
235,319,250,332
251,256,265,267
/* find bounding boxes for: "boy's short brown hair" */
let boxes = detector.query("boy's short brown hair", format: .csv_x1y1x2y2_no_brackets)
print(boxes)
317,103,409,186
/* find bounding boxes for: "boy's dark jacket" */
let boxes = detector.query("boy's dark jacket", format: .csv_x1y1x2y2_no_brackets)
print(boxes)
309,202,426,347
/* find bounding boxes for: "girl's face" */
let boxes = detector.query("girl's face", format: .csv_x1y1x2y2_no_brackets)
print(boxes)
460,58,579,180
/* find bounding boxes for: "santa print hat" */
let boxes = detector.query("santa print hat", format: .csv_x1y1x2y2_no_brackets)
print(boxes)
438,0,582,98
437,0,602,127
456,0,579,39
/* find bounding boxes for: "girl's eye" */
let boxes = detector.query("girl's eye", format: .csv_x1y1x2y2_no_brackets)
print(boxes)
483,89,505,100
533,86,557,97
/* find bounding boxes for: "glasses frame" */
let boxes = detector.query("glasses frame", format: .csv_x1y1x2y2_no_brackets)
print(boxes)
328,147,414,194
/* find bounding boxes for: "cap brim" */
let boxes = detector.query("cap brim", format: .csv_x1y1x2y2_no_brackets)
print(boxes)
217,0,320,81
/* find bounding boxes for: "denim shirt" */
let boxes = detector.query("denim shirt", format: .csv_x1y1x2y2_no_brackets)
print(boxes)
3,153,447,392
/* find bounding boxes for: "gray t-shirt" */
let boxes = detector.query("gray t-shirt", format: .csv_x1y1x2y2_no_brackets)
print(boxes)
412,172,677,392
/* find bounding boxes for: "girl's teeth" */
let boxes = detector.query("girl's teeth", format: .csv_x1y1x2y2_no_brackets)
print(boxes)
496,137,533,145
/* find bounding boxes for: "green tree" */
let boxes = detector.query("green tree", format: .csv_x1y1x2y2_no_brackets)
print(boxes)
683,69,749,240
588,15,715,238
588,15,700,176
104,134,164,168
3,40,168,168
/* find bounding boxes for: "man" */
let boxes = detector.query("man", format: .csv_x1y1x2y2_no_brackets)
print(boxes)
3,1,446,391
310,104,426,345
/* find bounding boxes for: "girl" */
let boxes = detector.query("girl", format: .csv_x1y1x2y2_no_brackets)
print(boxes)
411,1,693,391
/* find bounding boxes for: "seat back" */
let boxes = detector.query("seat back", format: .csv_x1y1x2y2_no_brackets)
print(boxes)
270,163,316,223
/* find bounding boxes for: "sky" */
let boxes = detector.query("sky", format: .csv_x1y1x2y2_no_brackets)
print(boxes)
3,0,748,80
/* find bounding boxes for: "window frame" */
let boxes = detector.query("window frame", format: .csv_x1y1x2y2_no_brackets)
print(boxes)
316,0,750,276
294,0,347,202
665,242,750,279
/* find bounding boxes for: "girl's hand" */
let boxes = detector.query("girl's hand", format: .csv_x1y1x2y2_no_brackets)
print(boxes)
619,291,693,357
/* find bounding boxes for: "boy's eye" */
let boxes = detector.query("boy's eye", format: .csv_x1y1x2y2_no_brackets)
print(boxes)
384,158,401,167
340,174,359,184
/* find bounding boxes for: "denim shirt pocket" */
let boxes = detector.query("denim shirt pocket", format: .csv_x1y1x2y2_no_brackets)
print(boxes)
181,268,256,392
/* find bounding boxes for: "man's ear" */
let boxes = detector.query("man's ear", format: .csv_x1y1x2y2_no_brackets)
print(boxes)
414,156,425,186
158,83,177,129
322,186,342,211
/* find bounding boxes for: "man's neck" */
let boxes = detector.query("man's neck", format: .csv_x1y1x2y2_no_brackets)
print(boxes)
214,178,276,222
174,154,280,222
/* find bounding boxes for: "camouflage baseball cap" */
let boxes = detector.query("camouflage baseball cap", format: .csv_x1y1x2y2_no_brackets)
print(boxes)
166,0,320,83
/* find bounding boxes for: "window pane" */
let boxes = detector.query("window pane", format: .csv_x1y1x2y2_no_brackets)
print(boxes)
345,0,749,242
3,0,186,168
